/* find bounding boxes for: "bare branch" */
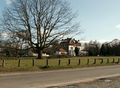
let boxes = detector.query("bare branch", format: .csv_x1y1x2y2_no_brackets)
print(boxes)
1,0,81,59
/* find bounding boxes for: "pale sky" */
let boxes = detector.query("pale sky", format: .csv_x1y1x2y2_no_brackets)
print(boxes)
0,0,120,43
70,0,120,42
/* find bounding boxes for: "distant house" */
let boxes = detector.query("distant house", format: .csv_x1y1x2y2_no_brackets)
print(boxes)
56,48,67,55
60,38,81,56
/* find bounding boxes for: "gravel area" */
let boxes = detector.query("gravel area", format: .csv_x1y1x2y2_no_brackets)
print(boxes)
48,76,120,88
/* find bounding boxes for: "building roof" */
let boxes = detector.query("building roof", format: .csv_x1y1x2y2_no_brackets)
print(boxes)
61,38,81,46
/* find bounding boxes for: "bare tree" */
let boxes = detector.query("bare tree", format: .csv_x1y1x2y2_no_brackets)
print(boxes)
2,0,80,59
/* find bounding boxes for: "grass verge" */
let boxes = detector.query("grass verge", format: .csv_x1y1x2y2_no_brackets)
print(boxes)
0,56,120,72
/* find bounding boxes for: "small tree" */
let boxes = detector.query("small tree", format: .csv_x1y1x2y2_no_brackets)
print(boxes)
2,0,80,59
74,47,79,56
84,40,101,56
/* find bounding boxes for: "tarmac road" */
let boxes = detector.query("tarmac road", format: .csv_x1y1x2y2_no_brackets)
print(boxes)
0,65,120,88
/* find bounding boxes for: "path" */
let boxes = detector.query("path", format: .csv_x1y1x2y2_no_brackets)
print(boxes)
0,65,120,88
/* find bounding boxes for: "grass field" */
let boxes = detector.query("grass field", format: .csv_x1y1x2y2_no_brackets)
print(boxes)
0,56,120,72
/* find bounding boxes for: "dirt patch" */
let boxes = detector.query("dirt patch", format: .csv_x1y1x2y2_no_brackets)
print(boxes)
49,76,120,88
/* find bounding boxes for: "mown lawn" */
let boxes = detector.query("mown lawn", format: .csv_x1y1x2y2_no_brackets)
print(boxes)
0,56,120,72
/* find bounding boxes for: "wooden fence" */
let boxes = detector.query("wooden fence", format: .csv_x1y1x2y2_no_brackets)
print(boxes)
0,58,120,68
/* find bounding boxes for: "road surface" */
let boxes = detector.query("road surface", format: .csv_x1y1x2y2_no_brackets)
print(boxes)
0,65,120,88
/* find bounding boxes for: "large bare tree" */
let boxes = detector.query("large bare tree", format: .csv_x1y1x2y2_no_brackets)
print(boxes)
2,0,80,59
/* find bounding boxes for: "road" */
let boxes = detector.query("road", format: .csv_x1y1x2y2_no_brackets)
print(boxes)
0,65,120,88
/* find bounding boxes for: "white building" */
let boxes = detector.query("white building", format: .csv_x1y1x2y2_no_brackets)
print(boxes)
60,38,81,56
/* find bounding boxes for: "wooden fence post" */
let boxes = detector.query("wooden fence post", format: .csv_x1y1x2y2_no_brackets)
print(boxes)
87,59,89,65
93,59,96,64
107,58,109,64
78,59,80,65
46,59,48,67
118,58,120,64
112,58,115,63
18,59,20,67
116,58,119,64
58,59,61,66
32,59,35,67
68,59,70,65
100,59,103,64
2,59,5,67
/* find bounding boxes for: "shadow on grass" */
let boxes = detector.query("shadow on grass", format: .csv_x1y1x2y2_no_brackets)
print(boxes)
39,66,50,69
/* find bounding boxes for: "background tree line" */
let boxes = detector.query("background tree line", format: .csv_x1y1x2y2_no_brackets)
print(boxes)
1,37,120,57
84,39,120,56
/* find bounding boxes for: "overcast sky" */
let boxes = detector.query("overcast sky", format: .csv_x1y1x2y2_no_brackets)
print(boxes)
0,0,120,43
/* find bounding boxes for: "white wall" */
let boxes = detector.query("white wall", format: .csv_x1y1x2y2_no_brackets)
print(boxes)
68,45,75,56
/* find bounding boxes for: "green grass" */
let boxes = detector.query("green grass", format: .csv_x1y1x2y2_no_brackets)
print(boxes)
0,56,120,72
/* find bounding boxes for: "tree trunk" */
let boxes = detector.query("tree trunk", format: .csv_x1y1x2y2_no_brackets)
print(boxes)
37,50,42,59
